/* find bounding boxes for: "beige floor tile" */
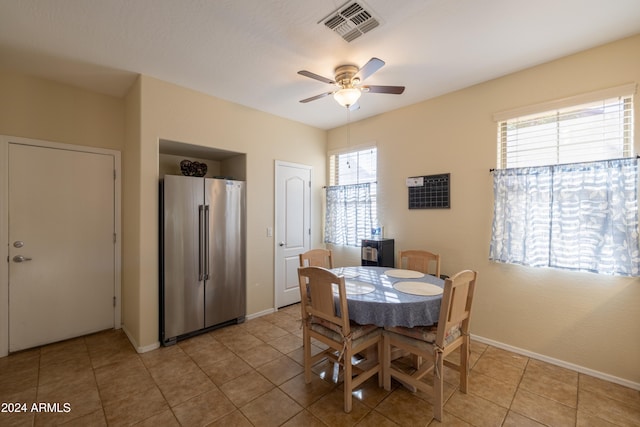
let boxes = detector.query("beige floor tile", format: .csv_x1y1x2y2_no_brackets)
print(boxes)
216,330,265,353
578,388,640,427
39,337,88,367
525,358,578,386
280,409,329,427
257,354,304,385
38,356,94,387
445,390,508,427
219,371,275,406
269,332,304,354
427,411,475,426
356,409,401,426
0,359,39,398
102,385,168,425
511,388,576,427
467,371,518,408
206,409,254,427
153,362,216,407
502,411,546,426
235,342,284,368
200,353,254,385
94,356,156,405
279,372,336,407
240,388,303,427
182,337,237,368
0,410,36,427
519,367,578,408
375,388,434,426
471,354,525,386
348,375,391,409
482,346,529,369
131,409,180,427
241,318,290,341
36,373,102,425
171,388,237,426
579,374,640,410
57,408,107,426
308,387,372,426
576,410,621,427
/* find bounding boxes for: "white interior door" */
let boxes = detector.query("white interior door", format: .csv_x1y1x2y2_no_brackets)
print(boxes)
275,161,311,308
8,143,116,352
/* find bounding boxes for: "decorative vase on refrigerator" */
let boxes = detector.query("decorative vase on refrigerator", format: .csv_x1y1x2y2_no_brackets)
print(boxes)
160,175,246,345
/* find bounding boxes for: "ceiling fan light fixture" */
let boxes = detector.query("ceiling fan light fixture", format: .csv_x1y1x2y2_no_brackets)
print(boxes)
333,87,361,107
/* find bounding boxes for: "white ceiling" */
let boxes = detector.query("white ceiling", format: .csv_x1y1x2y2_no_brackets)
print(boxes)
1,0,640,130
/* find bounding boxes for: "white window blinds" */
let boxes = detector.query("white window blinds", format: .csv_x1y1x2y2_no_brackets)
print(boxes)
325,146,377,246
495,84,635,169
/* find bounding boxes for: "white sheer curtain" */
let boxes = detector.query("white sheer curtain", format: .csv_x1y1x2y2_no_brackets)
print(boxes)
324,183,373,246
490,158,640,276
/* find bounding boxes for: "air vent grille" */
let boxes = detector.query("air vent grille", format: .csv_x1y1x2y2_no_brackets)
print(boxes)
320,1,381,43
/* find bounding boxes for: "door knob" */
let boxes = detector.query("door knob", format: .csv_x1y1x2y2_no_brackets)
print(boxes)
13,255,32,263
279,242,285,247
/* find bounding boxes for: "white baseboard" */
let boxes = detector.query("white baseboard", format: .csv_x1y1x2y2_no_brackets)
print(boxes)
246,308,275,320
471,334,640,391
122,325,160,354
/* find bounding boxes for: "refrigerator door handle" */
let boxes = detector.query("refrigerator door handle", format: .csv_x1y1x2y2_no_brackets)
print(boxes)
204,204,210,280
198,204,204,281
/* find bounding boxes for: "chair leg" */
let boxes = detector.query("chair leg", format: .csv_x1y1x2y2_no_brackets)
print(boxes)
434,350,444,422
377,338,383,388
344,349,353,413
383,334,391,391
303,330,312,383
460,336,469,393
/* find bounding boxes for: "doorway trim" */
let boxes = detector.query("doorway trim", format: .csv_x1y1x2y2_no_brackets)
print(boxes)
0,135,122,357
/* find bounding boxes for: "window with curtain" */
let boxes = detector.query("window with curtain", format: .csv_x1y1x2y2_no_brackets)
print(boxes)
324,146,377,246
490,85,639,276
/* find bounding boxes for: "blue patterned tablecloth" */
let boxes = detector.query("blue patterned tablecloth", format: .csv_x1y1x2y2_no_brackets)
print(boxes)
331,266,444,327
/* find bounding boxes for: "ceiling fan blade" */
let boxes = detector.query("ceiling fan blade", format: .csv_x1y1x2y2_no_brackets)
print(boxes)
299,92,334,103
354,57,385,82
362,85,405,94
297,70,336,85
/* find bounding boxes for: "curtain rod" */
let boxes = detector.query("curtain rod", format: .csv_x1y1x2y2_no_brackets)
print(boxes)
489,155,640,172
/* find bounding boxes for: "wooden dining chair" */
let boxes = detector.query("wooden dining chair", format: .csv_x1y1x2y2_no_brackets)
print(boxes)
299,248,334,269
297,266,382,413
383,269,477,421
399,249,441,278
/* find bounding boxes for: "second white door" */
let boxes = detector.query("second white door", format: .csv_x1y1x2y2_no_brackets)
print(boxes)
274,161,311,308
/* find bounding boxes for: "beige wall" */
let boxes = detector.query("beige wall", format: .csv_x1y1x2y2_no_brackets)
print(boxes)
328,34,640,384
130,76,326,350
0,69,124,150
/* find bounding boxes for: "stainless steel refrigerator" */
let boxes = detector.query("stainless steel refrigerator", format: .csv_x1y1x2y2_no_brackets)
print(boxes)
160,175,246,345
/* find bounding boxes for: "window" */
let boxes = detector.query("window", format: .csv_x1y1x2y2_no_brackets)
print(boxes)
324,146,377,246
490,85,639,276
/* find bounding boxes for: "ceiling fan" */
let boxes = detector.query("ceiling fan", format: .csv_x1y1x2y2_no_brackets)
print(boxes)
298,57,405,110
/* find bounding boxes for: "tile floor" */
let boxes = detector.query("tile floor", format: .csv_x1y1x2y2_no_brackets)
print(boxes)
1,303,639,426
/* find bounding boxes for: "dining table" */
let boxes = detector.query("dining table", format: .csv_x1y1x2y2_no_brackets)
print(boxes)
330,265,445,328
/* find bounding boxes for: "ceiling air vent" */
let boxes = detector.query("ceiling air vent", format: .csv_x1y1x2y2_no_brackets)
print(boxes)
319,1,381,43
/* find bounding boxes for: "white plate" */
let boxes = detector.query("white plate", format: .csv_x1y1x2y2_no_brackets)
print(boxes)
333,281,376,295
337,268,359,279
384,269,425,279
393,281,443,296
